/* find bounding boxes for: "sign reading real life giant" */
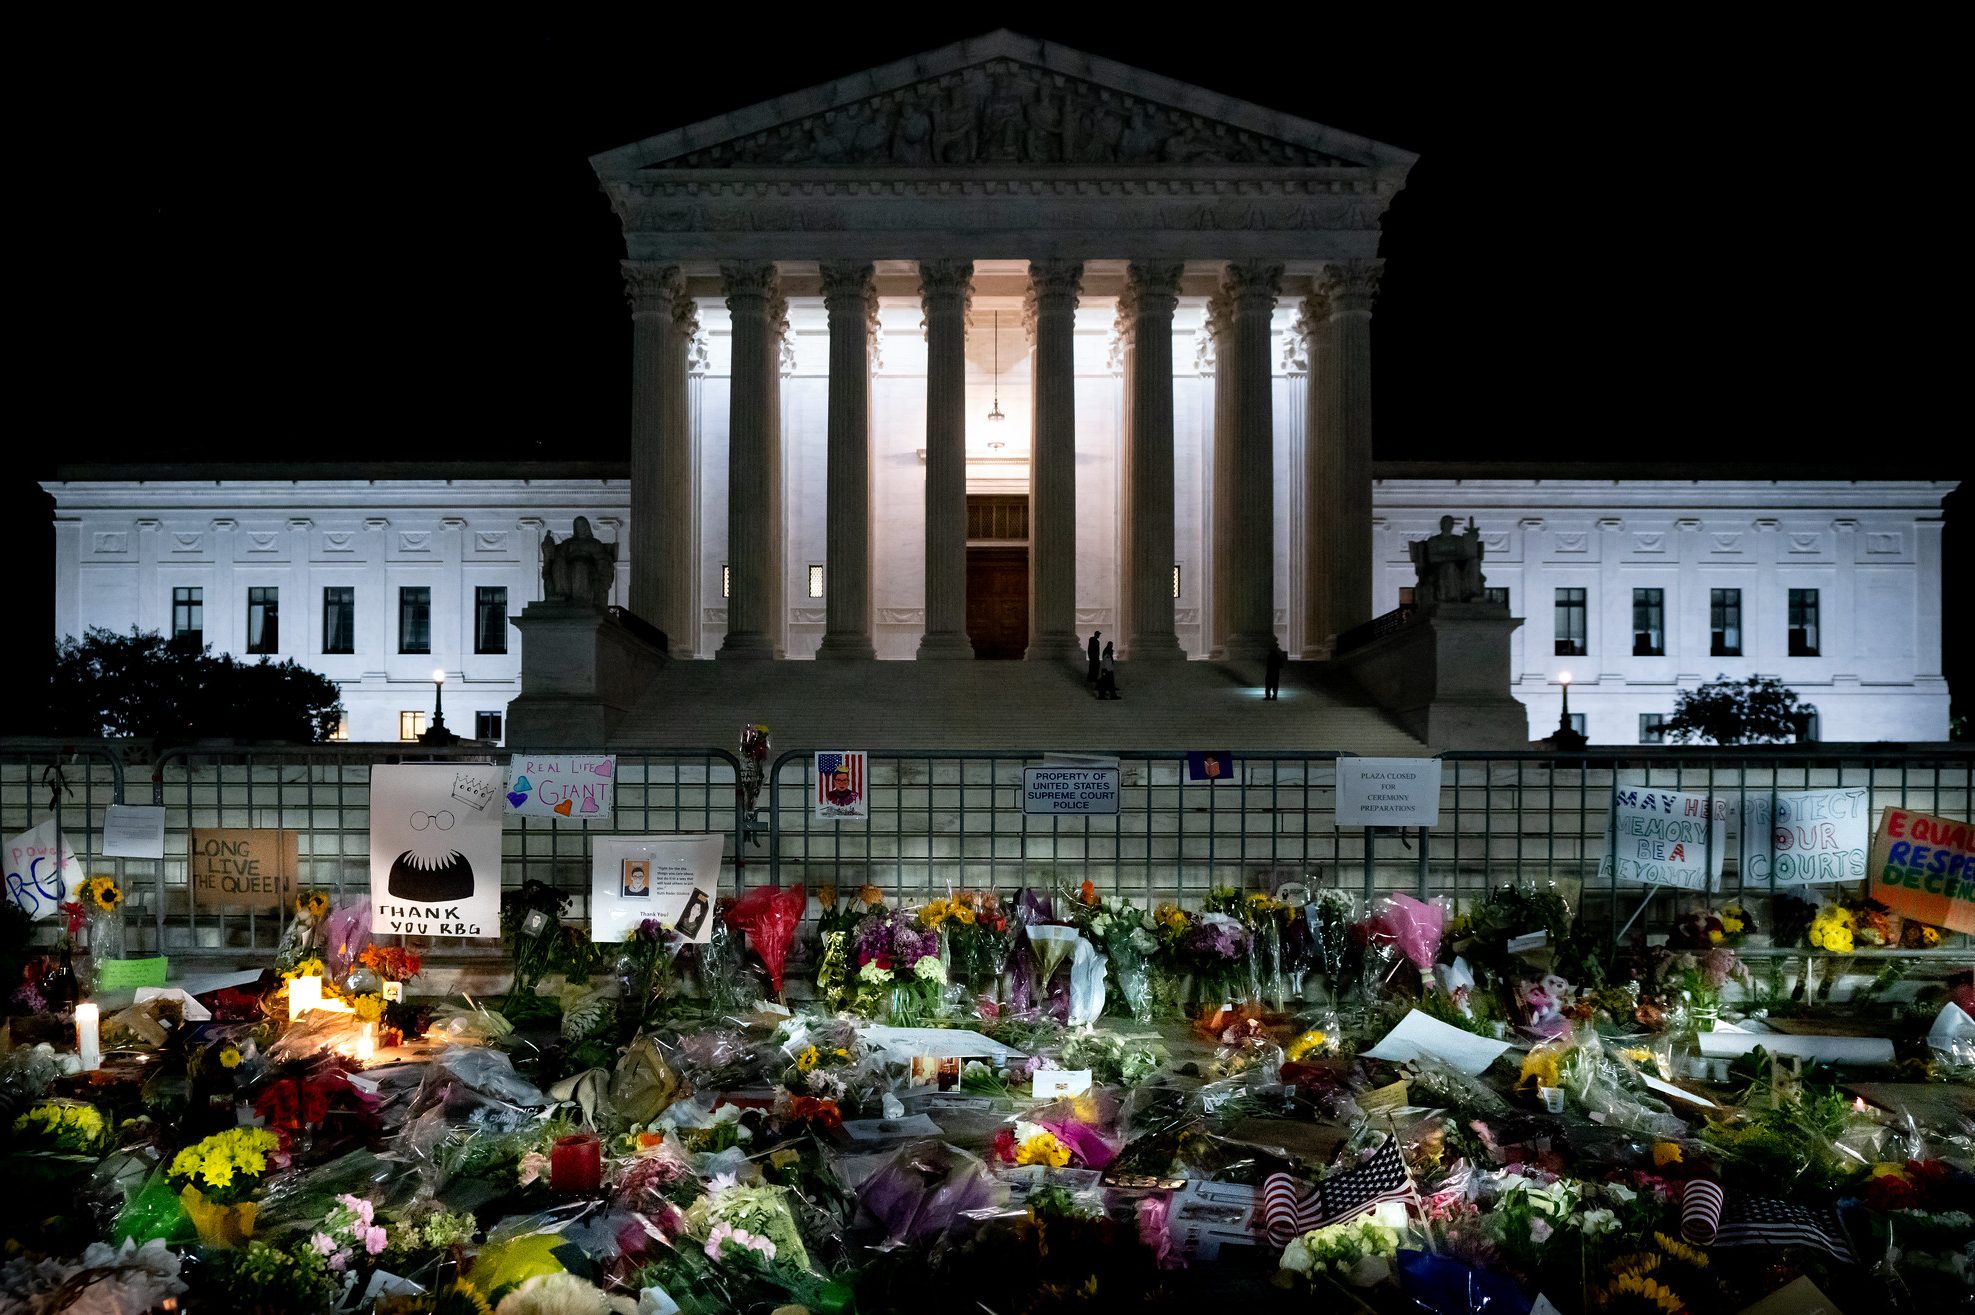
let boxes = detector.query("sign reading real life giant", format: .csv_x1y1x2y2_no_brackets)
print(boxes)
1866,806,1975,936
1599,786,1727,891
1021,766,1120,816
1335,758,1442,827
1738,788,1869,886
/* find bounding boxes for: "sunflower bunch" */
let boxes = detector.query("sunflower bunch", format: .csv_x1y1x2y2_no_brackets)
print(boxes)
81,875,121,916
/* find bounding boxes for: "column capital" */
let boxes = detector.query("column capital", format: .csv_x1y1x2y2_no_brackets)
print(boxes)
916,259,974,305
818,261,876,308
1126,260,1184,313
1108,278,1137,369
1026,258,1085,302
622,261,684,319
719,260,778,308
1223,260,1284,310
1319,259,1384,316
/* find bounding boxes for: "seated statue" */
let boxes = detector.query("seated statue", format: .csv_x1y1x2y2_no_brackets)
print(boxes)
541,516,617,609
1408,515,1489,607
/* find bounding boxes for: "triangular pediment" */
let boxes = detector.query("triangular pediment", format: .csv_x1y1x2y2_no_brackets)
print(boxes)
592,31,1415,174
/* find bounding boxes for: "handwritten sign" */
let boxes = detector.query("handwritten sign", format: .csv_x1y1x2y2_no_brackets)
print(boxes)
1336,757,1443,827
1021,767,1120,816
189,829,300,909
1599,786,1727,891
5,819,84,921
590,835,724,943
369,764,502,938
1739,788,1869,886
1867,806,1975,936
98,956,169,990
506,754,615,820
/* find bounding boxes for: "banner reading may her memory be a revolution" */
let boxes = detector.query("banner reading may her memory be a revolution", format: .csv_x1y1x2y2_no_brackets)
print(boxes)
1598,786,1727,892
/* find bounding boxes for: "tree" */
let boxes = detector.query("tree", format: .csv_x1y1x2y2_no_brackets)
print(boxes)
1662,674,1808,746
42,627,344,743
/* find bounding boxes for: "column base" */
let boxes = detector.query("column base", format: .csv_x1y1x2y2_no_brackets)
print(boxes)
815,634,877,661
1220,632,1280,662
916,631,976,660
1024,631,1083,664
1124,633,1186,662
716,632,777,660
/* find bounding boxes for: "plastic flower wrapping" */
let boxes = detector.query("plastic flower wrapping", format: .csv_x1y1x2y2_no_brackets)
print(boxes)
723,883,805,997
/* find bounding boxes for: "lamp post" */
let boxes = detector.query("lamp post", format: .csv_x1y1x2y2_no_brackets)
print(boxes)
1551,671,1588,751
419,666,461,746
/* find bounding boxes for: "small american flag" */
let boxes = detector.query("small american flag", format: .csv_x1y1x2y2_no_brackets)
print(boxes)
1713,1195,1854,1263
1262,1137,1417,1246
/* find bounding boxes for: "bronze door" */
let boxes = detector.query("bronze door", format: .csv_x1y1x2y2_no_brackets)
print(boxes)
966,546,1029,659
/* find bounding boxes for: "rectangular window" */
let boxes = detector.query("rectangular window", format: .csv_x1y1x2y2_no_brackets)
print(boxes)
1173,564,1182,600
1398,586,1416,606
1710,587,1742,657
246,587,279,654
1788,588,1820,656
1567,712,1587,737
322,587,355,654
327,717,350,742
475,711,504,742
171,587,204,649
1554,587,1587,656
1483,586,1511,610
1795,705,1820,742
807,565,824,599
1631,587,1665,656
474,586,508,654
721,564,730,599
399,586,432,654
1639,713,1667,744
399,710,427,741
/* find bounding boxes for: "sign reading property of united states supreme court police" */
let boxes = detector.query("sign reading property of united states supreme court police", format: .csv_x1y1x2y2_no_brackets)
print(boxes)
1021,766,1121,815
1335,758,1443,827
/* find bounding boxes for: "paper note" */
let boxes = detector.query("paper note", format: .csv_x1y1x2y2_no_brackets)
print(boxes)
1642,1074,1720,1108
133,986,209,1021
97,956,168,990
1034,1069,1092,1099
1357,1079,1412,1114
861,1025,1025,1062
1362,1009,1513,1075
102,805,167,859
589,834,724,943
842,1113,944,1143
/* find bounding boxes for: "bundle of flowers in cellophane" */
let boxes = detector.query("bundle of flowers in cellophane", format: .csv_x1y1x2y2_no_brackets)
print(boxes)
854,1138,1000,1247
1181,910,1250,1014
395,1047,552,1195
1056,1030,1167,1087
850,905,945,1024
724,882,805,1001
1072,892,1160,1023
773,1015,882,1117
736,723,771,835
918,889,1013,1010
994,1089,1124,1172
166,1126,288,1246
1357,892,1444,1000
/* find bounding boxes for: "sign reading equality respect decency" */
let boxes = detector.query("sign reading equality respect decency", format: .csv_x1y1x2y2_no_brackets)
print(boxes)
1867,806,1975,936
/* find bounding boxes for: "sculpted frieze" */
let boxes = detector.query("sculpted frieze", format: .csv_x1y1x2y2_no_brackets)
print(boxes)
651,60,1351,170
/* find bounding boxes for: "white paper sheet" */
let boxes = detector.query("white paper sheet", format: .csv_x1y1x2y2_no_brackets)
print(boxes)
842,1113,944,1143
102,804,167,859
1362,1008,1513,1075
132,987,212,1021
860,1025,1025,1062
1643,1073,1720,1108
1697,1031,1895,1065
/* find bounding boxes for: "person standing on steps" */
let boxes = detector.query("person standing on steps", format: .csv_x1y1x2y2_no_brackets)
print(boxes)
1098,641,1120,699
1264,639,1286,700
1086,630,1102,684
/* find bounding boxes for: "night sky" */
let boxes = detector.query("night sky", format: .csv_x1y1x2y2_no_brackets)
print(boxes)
9,17,1962,712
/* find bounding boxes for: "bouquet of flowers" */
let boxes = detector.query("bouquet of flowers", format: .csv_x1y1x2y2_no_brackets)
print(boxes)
616,917,683,1033
1311,890,1355,1000
169,1127,285,1206
1057,1030,1166,1086
1148,902,1192,1016
737,724,771,840
1076,895,1159,1022
1278,1212,1402,1288
726,883,806,999
685,1177,813,1275
1808,902,1856,953
308,1193,388,1274
275,889,331,974
851,906,944,1023
1182,912,1250,1009
81,873,125,964
10,1096,109,1155
922,889,1014,1002
1845,892,1897,947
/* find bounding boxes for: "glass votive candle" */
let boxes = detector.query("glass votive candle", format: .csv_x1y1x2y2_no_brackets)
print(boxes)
550,1132,602,1194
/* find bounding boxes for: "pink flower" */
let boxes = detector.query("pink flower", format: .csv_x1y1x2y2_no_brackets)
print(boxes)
1529,1216,1553,1244
310,1232,337,1257
365,1225,388,1255
517,1149,549,1187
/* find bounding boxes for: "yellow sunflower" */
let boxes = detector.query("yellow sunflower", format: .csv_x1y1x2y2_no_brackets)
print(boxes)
84,875,122,915
796,1045,820,1072
298,890,330,920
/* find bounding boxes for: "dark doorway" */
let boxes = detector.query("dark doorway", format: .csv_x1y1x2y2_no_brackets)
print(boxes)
967,546,1029,659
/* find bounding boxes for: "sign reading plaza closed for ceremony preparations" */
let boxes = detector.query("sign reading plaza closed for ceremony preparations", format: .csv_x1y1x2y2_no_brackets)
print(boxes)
1022,766,1121,816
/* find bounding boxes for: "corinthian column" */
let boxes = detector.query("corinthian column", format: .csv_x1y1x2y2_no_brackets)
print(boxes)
623,263,696,647
1025,259,1083,662
717,261,779,660
1222,261,1283,661
1312,260,1382,646
917,260,975,658
1123,261,1185,661
1297,288,1332,656
816,262,877,659
1204,290,1234,658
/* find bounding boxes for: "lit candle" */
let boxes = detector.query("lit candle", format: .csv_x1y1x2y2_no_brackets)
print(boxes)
289,974,323,1020
354,1023,376,1064
75,1001,101,1071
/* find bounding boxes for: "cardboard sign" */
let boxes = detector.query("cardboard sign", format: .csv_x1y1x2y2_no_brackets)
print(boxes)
589,834,723,943
506,754,615,820
98,956,169,990
814,751,869,821
369,764,503,938
1335,758,1442,827
1739,788,1868,886
189,829,299,909
4,819,84,921
1599,786,1727,891
1021,766,1120,816
1867,806,1975,936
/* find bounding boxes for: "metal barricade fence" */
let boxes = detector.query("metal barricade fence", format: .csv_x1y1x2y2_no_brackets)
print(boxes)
3,742,1970,960
1,740,128,930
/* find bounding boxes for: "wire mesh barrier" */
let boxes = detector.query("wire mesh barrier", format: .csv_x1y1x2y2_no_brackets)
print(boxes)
2,741,1969,962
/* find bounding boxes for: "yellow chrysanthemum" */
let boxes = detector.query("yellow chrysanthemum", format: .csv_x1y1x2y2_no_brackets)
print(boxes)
1015,1129,1071,1169
1651,1141,1683,1168
1520,1047,1563,1091
218,1045,242,1070
1286,1030,1330,1062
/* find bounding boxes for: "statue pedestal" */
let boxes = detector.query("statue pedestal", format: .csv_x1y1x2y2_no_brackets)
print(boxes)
1330,602,1528,749
504,601,667,747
